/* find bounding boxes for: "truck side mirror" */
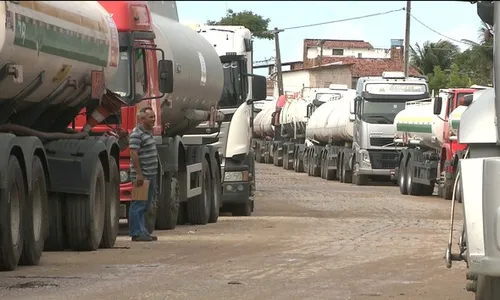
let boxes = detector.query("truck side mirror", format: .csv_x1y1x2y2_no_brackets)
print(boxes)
247,75,267,104
433,96,442,115
460,94,474,107
351,96,359,114
158,59,174,94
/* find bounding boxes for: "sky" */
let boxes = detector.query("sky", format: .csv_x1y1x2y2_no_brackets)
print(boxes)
176,1,484,76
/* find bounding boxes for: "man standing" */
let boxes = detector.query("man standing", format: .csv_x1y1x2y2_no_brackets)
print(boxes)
129,107,159,242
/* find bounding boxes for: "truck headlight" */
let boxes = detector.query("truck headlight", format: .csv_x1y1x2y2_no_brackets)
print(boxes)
360,150,371,164
120,170,129,183
224,171,248,182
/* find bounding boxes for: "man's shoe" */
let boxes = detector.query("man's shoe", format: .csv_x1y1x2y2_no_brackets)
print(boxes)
148,235,158,241
131,235,153,242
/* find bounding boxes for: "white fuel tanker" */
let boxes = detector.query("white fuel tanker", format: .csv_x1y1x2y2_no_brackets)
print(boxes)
305,90,356,144
393,87,476,199
0,1,175,271
308,73,430,186
255,84,352,170
252,98,277,162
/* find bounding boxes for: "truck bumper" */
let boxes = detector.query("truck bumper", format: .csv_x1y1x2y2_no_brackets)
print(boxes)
358,167,396,179
221,181,250,204
462,157,500,276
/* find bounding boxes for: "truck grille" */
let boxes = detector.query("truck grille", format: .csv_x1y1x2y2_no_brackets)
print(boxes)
368,150,398,170
370,137,394,147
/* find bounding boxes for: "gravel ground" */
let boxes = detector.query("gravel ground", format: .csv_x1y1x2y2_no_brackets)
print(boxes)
0,162,471,300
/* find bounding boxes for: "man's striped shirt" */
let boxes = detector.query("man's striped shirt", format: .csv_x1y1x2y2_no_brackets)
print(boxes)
129,125,158,180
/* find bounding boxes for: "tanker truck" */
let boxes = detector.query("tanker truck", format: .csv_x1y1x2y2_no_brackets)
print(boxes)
259,85,347,168
443,2,500,298
302,73,429,185
253,98,277,163
134,3,266,228
184,24,267,217
393,88,476,198
0,1,172,271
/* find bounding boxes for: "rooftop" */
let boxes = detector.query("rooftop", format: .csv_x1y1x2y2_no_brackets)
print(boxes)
304,39,374,49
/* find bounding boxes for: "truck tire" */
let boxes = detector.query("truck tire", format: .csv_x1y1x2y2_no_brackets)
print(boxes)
255,146,264,163
0,155,26,271
475,275,500,299
100,156,119,249
398,158,408,195
406,156,422,196
443,175,454,200
156,172,180,230
208,166,221,223
44,193,66,251
20,155,48,266
187,158,211,225
326,156,336,180
342,156,353,184
353,162,368,186
145,181,158,235
320,156,327,179
64,160,106,251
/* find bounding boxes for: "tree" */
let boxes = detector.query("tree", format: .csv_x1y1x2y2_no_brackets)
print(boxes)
206,9,273,40
448,63,470,88
410,40,460,76
451,23,493,86
428,66,448,93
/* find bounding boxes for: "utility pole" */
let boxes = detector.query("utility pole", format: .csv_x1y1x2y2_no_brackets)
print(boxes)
273,27,284,96
404,0,411,77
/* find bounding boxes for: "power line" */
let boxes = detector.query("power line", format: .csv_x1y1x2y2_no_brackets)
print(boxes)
270,7,405,32
409,13,481,47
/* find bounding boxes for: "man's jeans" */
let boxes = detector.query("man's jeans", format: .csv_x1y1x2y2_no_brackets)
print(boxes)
129,176,156,237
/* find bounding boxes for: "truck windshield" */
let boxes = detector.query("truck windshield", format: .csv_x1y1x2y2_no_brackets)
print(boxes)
361,100,406,124
219,60,246,108
107,50,131,98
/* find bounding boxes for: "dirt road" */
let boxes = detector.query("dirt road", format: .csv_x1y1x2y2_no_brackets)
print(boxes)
0,163,470,300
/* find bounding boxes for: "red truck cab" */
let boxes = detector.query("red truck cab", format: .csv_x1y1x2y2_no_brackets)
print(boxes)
440,88,476,175
72,1,165,203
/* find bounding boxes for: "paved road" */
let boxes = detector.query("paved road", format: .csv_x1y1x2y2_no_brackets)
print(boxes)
0,163,471,300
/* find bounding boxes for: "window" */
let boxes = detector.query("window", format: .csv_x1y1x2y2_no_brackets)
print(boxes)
134,48,147,98
219,59,248,108
107,47,148,102
332,48,344,56
107,49,131,97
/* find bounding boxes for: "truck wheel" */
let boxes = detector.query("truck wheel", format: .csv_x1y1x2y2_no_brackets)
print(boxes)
276,146,283,167
100,156,119,249
326,157,336,180
406,156,421,196
20,155,48,265
187,158,211,225
65,160,106,251
0,155,25,271
353,163,368,186
145,181,159,235
282,147,289,170
398,158,408,195
255,146,264,163
475,275,500,299
443,175,454,200
208,166,221,223
342,157,353,184
156,173,180,230
44,193,66,251
320,157,326,179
